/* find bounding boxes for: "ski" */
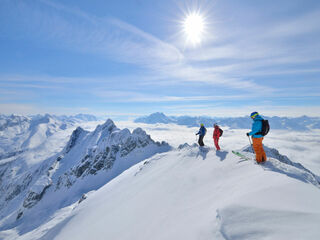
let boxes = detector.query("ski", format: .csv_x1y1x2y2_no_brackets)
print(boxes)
232,150,251,162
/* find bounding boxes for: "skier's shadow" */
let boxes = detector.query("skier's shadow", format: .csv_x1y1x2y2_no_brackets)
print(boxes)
216,150,228,161
197,147,209,160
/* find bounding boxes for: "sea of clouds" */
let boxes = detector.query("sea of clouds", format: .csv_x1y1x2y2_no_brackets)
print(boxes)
116,121,320,176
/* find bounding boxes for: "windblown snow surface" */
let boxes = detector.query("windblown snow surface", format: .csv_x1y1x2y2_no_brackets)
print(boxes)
1,121,320,240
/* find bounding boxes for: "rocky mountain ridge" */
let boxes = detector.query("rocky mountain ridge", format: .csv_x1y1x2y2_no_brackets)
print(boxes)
0,119,170,232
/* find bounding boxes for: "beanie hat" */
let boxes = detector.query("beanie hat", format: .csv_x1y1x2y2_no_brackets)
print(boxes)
250,112,259,119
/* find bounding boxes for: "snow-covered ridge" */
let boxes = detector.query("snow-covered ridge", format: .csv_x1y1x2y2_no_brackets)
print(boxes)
241,145,320,187
3,143,319,240
135,112,320,130
0,119,170,233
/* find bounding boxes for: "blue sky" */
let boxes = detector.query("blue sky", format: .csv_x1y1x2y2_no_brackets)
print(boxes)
0,0,320,119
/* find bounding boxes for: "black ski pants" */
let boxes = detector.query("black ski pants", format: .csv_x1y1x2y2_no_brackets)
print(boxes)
198,135,205,146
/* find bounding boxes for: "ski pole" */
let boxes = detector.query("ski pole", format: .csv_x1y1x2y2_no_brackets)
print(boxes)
247,135,254,154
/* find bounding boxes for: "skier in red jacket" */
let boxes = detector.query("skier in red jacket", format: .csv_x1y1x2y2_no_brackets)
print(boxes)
213,123,221,151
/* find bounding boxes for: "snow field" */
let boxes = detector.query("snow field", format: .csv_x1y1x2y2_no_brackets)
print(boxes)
49,146,320,240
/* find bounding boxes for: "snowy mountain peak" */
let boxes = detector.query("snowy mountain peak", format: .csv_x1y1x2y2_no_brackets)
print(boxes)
0,119,171,232
64,126,88,154
52,120,170,202
132,127,147,135
135,112,173,124
100,118,117,131
73,114,98,121
93,119,117,136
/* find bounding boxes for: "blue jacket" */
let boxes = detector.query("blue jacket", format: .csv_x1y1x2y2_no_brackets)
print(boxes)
197,126,207,136
249,115,264,138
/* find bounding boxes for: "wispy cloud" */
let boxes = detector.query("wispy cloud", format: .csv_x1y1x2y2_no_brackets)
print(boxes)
93,89,252,103
183,8,320,79
1,70,318,104
36,0,183,66
1,0,319,116
266,9,320,38
1,0,276,92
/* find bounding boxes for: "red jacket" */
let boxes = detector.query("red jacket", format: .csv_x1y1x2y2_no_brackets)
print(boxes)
213,125,220,138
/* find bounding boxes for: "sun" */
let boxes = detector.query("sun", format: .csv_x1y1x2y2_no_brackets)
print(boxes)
183,12,206,45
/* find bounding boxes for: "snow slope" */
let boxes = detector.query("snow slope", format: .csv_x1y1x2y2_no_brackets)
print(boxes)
2,143,320,240
54,146,320,240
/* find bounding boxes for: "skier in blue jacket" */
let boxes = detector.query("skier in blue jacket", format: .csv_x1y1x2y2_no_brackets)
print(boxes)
196,123,207,146
246,112,267,163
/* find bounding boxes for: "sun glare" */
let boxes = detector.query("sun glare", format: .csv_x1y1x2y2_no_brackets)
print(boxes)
183,12,205,45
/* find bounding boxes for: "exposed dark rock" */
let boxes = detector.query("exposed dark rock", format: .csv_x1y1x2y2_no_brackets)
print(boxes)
5,174,32,201
93,159,104,171
78,194,87,204
65,176,73,188
81,154,90,163
0,166,7,185
75,161,91,178
16,210,23,220
6,185,22,201
65,127,85,153
56,176,63,190
23,184,51,208
56,173,72,190
120,137,137,157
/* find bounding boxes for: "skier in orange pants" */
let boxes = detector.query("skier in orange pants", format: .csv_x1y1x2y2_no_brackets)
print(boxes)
247,112,267,163
252,137,266,163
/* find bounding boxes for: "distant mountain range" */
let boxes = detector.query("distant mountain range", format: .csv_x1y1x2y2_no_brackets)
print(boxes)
0,114,98,157
135,112,320,130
